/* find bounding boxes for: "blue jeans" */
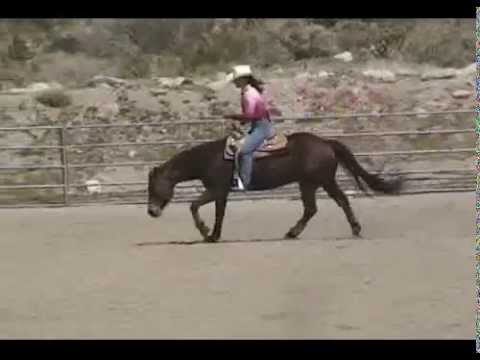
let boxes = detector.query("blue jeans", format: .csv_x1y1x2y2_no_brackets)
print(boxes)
238,119,275,189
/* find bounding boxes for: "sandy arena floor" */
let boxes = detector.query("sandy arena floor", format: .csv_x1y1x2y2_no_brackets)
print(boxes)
0,192,474,339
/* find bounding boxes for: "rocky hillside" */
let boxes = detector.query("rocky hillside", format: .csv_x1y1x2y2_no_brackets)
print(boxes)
0,19,474,87
0,19,475,204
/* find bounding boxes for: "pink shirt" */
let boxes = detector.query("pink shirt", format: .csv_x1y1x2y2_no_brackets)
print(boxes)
241,85,270,121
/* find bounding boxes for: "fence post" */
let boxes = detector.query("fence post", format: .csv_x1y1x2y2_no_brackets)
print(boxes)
59,127,70,206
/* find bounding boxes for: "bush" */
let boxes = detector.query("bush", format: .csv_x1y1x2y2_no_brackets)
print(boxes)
117,54,152,79
29,52,114,85
47,35,83,54
401,20,474,67
151,55,185,77
35,89,72,108
275,23,339,60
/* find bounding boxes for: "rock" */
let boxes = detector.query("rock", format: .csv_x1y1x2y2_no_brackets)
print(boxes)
154,77,193,88
451,90,472,99
414,108,430,119
5,82,63,95
295,72,311,80
88,75,128,88
150,88,168,96
396,68,420,77
128,150,137,159
362,69,396,83
207,78,231,91
421,68,457,81
317,71,334,79
85,180,102,194
333,51,353,63
317,71,329,78
99,83,113,90
456,63,476,77
95,101,120,120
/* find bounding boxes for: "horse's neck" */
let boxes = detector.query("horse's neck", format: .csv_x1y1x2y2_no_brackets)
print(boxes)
165,158,197,184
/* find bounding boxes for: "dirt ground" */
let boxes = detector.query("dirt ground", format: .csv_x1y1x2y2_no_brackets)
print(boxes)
0,192,474,339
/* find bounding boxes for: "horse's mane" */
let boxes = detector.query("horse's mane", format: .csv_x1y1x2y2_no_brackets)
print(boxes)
151,137,228,176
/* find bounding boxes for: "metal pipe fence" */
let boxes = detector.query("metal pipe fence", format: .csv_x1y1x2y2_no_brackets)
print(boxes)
0,109,474,207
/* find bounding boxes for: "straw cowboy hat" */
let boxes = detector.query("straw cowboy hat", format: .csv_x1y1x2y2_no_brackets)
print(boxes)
226,65,253,82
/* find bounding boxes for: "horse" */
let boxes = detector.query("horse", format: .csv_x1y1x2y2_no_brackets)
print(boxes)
147,131,402,242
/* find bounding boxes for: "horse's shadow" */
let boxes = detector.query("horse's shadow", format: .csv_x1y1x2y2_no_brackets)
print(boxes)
135,236,360,247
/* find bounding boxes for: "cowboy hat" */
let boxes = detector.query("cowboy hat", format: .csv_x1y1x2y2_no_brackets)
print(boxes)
226,65,253,82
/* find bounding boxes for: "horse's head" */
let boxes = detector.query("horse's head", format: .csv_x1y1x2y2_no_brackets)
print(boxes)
147,166,174,218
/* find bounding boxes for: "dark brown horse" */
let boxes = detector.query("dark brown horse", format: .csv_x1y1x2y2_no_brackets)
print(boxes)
147,132,402,242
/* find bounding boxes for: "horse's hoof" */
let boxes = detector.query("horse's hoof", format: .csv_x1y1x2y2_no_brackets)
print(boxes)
205,235,220,243
352,224,362,238
199,224,210,238
284,231,298,239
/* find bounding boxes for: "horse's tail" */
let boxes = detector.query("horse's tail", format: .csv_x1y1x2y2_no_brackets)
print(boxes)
327,139,402,195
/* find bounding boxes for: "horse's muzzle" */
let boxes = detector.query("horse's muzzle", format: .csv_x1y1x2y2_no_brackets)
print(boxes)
147,204,162,218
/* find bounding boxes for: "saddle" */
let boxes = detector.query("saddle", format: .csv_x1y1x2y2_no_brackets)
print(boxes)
224,131,288,161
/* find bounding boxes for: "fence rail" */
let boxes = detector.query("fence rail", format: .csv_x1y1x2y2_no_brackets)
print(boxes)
0,109,474,207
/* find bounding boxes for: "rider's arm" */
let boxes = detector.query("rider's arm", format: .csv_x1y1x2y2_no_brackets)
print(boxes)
225,88,265,121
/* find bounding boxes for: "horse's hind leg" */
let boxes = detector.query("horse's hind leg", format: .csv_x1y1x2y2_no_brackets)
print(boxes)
323,180,361,237
285,182,318,239
190,190,215,241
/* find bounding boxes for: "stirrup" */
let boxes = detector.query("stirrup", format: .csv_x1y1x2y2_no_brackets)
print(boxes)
231,176,246,191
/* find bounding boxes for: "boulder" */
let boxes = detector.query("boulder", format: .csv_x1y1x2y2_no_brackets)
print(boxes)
414,108,430,119
154,77,193,88
450,90,472,99
317,71,334,78
333,51,353,63
396,68,420,77
456,63,476,77
4,82,63,95
421,68,457,81
88,75,128,88
95,101,119,120
206,78,231,91
150,88,168,96
85,179,102,194
362,69,396,83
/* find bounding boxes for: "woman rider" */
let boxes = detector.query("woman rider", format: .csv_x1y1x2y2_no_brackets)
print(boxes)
225,65,275,191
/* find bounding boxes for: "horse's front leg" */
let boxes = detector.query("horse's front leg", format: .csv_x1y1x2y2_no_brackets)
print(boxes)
209,196,228,242
190,191,215,241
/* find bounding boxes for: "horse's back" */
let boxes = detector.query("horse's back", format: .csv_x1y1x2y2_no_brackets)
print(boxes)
286,131,334,150
285,131,337,165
